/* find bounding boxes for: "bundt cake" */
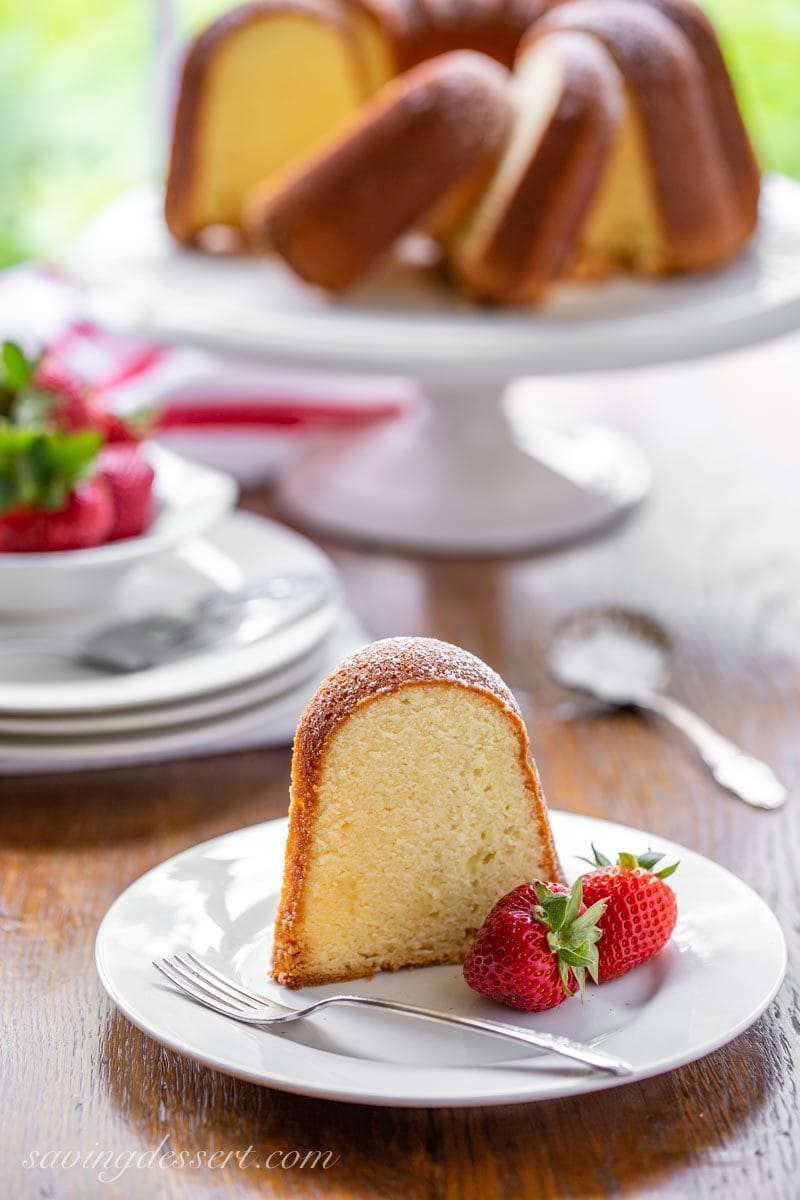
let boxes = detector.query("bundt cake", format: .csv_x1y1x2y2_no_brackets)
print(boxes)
441,31,623,303
271,637,560,988
166,0,759,300
245,52,511,291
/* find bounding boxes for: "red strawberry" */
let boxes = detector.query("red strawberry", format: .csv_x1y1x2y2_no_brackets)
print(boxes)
32,359,95,433
91,406,138,444
0,426,112,552
463,878,606,1012
1,341,93,431
580,847,679,983
2,341,156,444
0,476,113,552
98,444,155,541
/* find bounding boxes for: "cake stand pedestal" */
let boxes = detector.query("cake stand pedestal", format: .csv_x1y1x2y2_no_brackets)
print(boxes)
69,178,800,554
277,379,650,554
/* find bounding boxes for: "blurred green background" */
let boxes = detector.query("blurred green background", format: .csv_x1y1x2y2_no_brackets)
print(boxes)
1,0,798,269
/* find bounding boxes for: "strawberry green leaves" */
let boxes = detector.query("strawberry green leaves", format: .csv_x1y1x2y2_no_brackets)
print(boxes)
0,426,102,514
580,842,612,868
629,850,680,880
1,341,58,427
580,844,679,881
0,342,102,514
1,341,36,390
532,878,606,999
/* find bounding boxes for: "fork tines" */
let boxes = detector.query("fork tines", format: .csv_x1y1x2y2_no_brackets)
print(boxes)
154,952,264,1016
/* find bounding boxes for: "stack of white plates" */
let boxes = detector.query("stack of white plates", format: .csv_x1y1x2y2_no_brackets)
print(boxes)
0,510,366,774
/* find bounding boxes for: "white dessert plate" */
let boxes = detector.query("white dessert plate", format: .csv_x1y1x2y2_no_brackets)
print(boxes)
70,178,800,379
0,444,237,615
0,636,332,736
0,610,366,774
95,811,786,1108
0,509,340,716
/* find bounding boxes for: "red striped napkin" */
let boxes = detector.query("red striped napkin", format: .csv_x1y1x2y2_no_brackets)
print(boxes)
0,267,417,483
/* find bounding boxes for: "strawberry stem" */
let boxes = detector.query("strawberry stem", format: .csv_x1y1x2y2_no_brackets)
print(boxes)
533,878,606,999
1,342,37,391
581,845,680,879
0,426,102,514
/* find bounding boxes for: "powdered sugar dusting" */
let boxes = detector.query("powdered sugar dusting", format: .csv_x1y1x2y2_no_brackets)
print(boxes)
294,636,521,771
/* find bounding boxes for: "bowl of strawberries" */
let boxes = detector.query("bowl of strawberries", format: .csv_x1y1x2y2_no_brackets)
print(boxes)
0,342,238,615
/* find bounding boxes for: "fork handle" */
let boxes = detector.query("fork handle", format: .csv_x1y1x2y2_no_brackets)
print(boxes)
301,995,632,1076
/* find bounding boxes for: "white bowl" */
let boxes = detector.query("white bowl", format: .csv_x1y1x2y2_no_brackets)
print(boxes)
0,443,238,615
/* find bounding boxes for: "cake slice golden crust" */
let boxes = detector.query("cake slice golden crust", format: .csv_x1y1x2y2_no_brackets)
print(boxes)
165,0,382,244
408,0,549,68
525,1,744,274
444,31,623,303
347,0,429,71
272,637,560,988
637,0,760,232
245,52,511,290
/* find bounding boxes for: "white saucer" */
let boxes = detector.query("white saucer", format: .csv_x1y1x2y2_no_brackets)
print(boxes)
0,510,340,715
0,636,331,736
0,610,366,774
95,811,786,1108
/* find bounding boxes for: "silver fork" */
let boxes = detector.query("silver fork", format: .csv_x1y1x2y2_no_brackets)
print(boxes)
154,951,633,1076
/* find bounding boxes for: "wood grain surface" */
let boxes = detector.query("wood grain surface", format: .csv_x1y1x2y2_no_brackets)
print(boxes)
1,333,799,1199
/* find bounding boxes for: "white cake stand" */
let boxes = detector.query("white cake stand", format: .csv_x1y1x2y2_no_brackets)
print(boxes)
70,178,800,553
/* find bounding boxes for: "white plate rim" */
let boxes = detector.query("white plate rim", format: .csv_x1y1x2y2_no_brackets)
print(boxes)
0,611,365,767
0,642,327,735
0,610,346,735
95,811,787,1108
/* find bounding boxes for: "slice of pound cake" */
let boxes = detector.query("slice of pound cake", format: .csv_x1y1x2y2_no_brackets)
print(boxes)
271,637,560,988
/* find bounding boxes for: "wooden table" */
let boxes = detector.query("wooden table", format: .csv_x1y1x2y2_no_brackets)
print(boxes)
2,334,799,1199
